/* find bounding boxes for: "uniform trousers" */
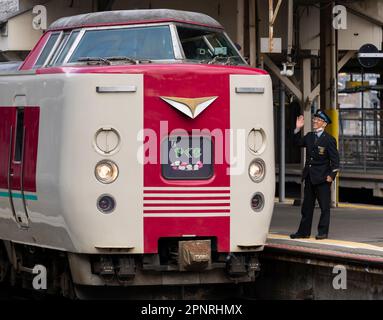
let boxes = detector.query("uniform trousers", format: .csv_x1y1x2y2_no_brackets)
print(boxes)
297,175,332,236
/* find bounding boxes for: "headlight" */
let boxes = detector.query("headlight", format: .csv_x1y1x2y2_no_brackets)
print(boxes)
95,160,119,184
250,192,265,212
248,158,266,182
97,194,116,214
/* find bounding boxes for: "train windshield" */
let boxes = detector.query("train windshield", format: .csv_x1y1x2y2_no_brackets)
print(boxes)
37,24,247,66
68,25,175,62
176,26,246,65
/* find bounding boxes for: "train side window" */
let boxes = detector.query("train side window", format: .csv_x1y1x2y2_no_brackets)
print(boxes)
34,33,60,68
176,26,245,65
47,32,70,66
53,30,80,65
14,108,25,163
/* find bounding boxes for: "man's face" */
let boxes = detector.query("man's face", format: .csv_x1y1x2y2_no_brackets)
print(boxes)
312,116,326,130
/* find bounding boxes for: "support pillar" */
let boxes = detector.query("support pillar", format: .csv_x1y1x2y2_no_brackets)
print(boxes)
249,0,257,67
279,82,286,203
300,58,312,203
237,0,245,56
320,0,338,207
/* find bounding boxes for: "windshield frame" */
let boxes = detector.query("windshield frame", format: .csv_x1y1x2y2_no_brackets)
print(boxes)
34,22,247,67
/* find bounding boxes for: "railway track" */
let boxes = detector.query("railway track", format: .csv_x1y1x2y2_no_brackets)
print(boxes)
0,282,253,300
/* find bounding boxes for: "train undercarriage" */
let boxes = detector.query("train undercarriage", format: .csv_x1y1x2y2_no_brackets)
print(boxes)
0,238,261,299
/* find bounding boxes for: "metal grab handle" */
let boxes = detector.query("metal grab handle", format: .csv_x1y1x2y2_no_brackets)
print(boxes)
20,126,29,221
7,126,16,221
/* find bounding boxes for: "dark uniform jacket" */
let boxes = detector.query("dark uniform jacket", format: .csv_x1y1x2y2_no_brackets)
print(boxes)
294,131,340,185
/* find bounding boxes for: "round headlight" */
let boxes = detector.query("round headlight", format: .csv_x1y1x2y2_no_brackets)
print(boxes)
248,159,266,182
97,194,116,214
250,192,265,212
95,160,119,184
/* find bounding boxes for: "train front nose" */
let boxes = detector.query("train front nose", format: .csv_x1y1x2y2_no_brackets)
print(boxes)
142,69,231,256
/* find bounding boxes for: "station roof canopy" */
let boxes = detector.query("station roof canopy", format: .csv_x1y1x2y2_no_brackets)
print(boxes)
48,9,223,31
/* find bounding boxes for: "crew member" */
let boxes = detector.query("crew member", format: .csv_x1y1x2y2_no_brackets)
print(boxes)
290,110,340,240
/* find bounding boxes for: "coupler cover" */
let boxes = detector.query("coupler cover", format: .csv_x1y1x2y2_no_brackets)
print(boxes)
178,240,211,271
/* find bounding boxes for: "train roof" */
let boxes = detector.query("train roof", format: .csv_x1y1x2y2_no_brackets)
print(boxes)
48,9,223,31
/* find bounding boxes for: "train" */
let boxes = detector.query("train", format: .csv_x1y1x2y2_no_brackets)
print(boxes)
0,9,275,297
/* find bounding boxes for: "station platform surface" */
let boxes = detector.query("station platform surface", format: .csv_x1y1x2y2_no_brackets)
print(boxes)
266,201,383,264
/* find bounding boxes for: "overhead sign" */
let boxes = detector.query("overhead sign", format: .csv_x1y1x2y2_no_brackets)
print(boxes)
260,38,282,53
357,43,381,68
346,81,369,89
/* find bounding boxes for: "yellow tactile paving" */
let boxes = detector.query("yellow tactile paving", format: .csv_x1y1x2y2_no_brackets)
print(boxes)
274,198,383,211
274,198,295,204
337,203,383,211
268,233,383,252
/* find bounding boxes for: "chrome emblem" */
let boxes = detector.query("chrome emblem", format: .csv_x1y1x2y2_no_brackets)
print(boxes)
160,96,218,119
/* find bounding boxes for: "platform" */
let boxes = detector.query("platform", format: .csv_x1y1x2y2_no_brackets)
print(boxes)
267,201,383,264
252,202,383,299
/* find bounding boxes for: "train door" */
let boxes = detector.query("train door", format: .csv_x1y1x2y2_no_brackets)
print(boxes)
0,107,16,222
0,103,40,228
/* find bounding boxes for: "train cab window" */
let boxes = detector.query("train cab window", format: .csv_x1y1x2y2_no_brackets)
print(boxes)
53,30,80,65
161,136,213,180
47,32,70,66
34,32,60,68
14,108,25,162
68,25,175,62
176,26,245,65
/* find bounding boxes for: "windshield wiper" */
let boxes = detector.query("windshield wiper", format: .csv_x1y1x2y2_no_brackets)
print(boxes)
105,56,153,64
77,57,111,65
205,55,238,66
76,56,152,65
105,56,138,64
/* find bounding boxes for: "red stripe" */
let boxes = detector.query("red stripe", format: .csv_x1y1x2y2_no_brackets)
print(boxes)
144,196,230,201
0,107,39,192
36,64,268,75
143,190,230,194
20,32,50,70
143,69,230,187
143,209,230,214
143,203,230,207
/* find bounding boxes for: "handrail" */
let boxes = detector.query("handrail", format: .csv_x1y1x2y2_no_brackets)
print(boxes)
20,126,30,224
7,126,17,221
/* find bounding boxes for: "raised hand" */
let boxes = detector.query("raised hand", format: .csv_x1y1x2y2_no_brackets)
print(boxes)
296,115,304,129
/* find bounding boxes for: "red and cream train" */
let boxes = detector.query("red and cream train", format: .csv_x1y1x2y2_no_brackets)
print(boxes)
0,9,274,296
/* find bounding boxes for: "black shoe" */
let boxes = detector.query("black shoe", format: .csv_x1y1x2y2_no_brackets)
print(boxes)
315,234,328,240
290,233,310,239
